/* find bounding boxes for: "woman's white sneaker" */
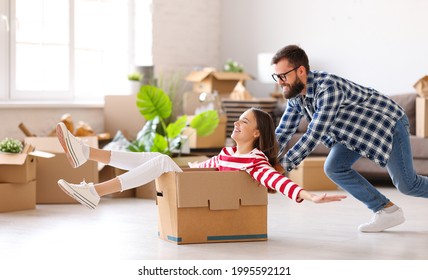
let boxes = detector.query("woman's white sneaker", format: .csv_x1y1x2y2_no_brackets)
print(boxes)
358,208,405,232
56,122,89,168
57,179,100,209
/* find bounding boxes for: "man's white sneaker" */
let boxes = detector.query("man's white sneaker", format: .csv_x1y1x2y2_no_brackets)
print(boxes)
358,208,405,232
56,122,88,168
57,179,100,209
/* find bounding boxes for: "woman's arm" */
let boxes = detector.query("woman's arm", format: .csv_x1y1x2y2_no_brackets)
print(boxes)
246,158,346,203
188,155,219,168
298,189,347,203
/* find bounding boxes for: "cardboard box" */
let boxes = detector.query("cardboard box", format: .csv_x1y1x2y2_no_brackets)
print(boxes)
288,157,337,190
136,156,210,199
104,94,146,140
99,165,155,199
182,115,227,148
416,97,428,138
182,91,223,116
25,137,99,204
0,181,36,213
97,156,211,200
0,145,54,184
186,69,253,96
99,165,136,198
414,76,428,98
172,155,210,168
0,146,36,183
156,169,268,244
135,180,157,199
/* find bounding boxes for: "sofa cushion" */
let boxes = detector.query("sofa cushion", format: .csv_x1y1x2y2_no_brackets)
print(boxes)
389,93,417,135
410,136,428,159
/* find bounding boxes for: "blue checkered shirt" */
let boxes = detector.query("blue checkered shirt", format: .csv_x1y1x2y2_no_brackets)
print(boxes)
276,71,405,171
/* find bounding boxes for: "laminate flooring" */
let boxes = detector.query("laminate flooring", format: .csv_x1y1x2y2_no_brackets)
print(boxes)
1,187,427,261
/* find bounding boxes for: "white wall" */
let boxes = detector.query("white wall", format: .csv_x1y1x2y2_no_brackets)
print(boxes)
153,0,221,73
220,0,428,97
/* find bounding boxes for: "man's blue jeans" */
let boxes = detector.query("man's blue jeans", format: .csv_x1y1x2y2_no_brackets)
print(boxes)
324,115,428,212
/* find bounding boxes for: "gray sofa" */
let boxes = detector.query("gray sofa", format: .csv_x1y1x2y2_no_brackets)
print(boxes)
282,93,428,183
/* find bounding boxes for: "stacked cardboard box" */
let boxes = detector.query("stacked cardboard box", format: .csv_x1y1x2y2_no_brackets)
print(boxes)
288,157,337,191
185,69,253,98
416,97,428,138
0,145,37,212
414,76,428,138
156,168,268,244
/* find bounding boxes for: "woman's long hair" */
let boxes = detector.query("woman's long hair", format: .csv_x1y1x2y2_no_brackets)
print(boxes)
250,107,279,167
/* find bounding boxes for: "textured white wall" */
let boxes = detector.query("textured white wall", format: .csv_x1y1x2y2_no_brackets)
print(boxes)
152,0,221,72
220,0,428,98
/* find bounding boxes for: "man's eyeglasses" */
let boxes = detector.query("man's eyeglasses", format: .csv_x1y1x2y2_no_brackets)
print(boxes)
271,66,300,82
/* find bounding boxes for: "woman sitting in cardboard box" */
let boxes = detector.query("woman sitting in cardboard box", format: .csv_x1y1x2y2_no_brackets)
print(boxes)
56,108,346,209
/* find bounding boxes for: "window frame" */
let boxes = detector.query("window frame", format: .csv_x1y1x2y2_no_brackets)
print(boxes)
0,0,9,100
1,0,146,104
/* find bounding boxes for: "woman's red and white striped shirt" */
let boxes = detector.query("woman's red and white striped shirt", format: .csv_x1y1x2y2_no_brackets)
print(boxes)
195,146,303,203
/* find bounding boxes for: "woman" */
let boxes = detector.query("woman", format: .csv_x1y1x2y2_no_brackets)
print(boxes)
56,108,346,209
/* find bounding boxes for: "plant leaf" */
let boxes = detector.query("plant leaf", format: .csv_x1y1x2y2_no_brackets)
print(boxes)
129,117,160,152
169,135,183,152
166,115,187,139
136,85,172,120
151,133,169,155
190,110,220,136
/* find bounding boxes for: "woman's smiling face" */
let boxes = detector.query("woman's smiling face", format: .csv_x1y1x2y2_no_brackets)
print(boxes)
231,109,260,144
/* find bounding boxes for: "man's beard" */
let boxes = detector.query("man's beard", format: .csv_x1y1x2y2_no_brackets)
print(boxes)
282,77,305,99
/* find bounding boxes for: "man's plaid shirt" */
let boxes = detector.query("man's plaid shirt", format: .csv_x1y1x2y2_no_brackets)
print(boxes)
276,70,405,172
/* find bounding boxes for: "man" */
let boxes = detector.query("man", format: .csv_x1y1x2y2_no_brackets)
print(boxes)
272,44,428,232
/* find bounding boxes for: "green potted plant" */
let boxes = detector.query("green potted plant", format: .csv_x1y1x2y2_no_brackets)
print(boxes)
127,72,143,82
128,85,219,155
223,59,244,73
0,138,23,153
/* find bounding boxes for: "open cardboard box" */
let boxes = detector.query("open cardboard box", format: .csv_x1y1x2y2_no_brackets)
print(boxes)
182,115,227,149
0,144,55,183
98,155,210,200
25,136,99,204
186,69,253,97
0,144,38,183
156,168,268,244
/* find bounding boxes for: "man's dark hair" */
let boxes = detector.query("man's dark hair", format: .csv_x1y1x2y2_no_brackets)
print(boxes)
271,45,310,73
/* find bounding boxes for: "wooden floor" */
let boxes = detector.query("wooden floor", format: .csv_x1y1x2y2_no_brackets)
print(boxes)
1,186,427,261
